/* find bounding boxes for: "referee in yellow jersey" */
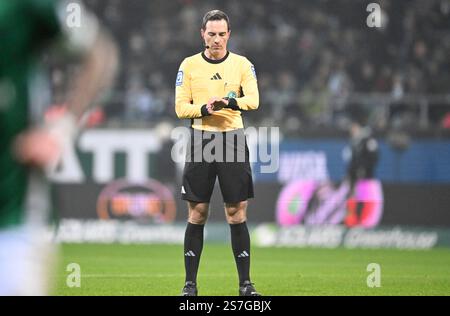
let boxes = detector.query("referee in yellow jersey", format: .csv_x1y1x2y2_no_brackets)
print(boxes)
175,10,260,296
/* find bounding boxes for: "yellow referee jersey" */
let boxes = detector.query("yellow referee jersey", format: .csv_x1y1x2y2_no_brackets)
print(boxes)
175,51,259,132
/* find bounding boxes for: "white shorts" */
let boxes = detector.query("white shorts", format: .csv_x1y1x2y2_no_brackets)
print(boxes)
0,226,56,296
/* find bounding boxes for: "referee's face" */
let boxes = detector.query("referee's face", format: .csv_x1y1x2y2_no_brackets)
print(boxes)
201,19,230,58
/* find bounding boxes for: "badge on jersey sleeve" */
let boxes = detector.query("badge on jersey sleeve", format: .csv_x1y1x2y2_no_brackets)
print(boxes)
251,65,257,80
175,70,183,86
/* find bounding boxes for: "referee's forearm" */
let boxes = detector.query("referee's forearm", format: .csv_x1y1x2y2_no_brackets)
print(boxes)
234,96,259,111
175,103,208,119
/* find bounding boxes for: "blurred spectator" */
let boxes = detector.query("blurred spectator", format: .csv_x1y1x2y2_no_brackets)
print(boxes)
124,79,163,123
441,112,450,130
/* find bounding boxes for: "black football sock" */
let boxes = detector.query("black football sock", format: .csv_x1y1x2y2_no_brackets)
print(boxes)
230,222,251,285
184,222,205,283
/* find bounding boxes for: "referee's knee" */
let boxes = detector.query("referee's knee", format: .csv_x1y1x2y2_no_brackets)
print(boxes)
188,214,208,225
225,202,247,224
188,202,209,224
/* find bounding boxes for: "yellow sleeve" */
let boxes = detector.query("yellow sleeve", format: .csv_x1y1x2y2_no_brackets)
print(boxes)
175,59,205,119
235,58,259,111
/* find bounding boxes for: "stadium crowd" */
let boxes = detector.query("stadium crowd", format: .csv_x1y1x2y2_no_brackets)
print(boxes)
49,0,450,136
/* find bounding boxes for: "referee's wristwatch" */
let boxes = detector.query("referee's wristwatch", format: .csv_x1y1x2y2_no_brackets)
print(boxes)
223,97,240,111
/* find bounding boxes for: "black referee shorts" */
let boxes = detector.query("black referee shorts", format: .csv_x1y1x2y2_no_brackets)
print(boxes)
181,128,254,204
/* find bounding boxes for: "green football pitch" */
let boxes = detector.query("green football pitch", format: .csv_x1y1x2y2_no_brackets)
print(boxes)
53,243,450,296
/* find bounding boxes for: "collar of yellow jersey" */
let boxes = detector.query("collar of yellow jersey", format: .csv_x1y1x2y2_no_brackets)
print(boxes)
201,51,230,64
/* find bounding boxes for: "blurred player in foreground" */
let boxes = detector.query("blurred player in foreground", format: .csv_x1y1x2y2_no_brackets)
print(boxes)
0,0,118,295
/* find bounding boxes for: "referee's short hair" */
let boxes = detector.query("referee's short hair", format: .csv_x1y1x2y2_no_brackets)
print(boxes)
202,10,230,31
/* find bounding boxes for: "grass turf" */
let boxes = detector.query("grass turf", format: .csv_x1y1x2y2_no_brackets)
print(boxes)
53,243,450,296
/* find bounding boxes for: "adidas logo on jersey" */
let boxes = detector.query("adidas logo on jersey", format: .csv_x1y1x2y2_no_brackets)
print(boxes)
210,73,222,80
185,250,196,257
237,250,249,258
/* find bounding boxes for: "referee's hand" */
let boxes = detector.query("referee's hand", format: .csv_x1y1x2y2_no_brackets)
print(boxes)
213,98,229,111
207,97,229,113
